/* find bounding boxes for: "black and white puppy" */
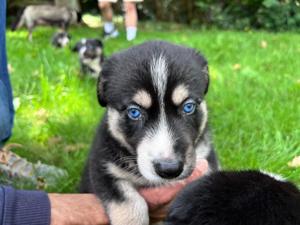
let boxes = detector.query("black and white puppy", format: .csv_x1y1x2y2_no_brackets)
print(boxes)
165,170,300,225
80,41,219,225
72,39,104,78
11,5,79,41
52,32,71,48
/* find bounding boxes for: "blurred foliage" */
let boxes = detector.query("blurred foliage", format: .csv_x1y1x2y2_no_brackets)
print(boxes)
7,0,300,31
140,0,300,31
8,0,51,8
194,0,300,30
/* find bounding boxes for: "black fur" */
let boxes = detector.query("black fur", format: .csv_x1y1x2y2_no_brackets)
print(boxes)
51,32,71,48
80,41,219,224
165,170,300,225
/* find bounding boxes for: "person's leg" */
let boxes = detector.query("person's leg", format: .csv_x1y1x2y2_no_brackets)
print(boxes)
99,1,113,22
123,1,138,41
98,0,119,38
0,0,14,147
0,81,12,147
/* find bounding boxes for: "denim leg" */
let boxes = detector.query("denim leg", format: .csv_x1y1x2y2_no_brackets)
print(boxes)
0,0,14,147
0,80,12,146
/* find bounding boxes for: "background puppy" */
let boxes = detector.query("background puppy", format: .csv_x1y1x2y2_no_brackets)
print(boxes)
11,5,78,41
165,170,300,225
80,41,219,225
72,39,104,78
52,31,71,48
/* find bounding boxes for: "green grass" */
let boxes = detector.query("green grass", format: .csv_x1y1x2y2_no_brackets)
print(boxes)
5,23,300,192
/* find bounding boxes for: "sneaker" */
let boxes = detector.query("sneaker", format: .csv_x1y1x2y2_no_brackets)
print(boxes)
103,29,119,40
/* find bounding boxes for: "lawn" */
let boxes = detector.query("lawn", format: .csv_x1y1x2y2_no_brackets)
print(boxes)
5,23,300,192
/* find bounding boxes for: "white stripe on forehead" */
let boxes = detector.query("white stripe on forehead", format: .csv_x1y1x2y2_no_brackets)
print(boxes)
150,55,168,101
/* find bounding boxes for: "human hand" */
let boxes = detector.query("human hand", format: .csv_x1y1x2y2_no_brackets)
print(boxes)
139,159,209,223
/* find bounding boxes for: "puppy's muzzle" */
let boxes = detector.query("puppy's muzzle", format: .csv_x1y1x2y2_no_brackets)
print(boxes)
84,50,97,59
153,159,183,179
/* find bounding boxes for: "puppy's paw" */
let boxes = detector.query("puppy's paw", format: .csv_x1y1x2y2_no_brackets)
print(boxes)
108,181,149,225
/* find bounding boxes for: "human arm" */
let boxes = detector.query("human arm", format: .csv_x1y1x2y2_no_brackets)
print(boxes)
0,186,50,225
49,159,208,225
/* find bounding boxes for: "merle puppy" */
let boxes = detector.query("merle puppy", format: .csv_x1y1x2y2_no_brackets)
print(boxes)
165,170,300,225
80,41,219,225
52,31,71,48
11,5,78,41
72,39,104,78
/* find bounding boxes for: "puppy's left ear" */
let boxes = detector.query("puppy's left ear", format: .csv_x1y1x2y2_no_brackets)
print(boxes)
96,39,103,48
194,51,209,95
202,64,209,94
97,76,107,107
72,41,81,52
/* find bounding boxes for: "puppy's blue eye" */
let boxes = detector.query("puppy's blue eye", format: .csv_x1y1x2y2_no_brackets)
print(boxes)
183,100,196,115
127,106,142,120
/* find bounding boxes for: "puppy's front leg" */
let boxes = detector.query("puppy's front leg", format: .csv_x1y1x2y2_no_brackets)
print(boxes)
107,180,149,225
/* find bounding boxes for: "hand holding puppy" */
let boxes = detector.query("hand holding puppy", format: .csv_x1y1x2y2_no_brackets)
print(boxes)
141,159,208,223
49,160,208,225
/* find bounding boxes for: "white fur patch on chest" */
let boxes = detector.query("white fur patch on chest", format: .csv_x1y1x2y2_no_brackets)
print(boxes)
82,57,102,77
107,181,148,225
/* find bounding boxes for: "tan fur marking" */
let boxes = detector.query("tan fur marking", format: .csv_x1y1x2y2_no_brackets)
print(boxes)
199,101,208,136
133,90,152,109
172,84,189,106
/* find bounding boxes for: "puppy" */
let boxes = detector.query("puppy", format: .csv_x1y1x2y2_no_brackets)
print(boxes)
72,39,104,78
165,170,300,225
51,31,71,48
80,41,219,225
11,5,78,41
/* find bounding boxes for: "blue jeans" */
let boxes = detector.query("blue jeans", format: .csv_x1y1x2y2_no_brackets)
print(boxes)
0,81,12,146
0,0,14,147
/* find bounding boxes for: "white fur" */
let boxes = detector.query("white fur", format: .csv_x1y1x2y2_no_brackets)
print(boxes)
82,57,102,78
172,84,189,105
260,170,286,182
199,101,208,137
150,55,168,100
107,181,148,225
61,36,69,46
195,141,211,161
195,101,208,144
107,107,133,151
136,54,177,182
79,46,87,57
107,162,148,186
137,112,175,183
133,90,152,109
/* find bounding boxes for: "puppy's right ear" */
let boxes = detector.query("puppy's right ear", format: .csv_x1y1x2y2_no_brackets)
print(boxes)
97,76,107,106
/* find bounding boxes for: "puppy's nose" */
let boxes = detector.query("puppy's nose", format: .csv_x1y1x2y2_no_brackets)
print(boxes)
153,159,183,179
84,49,96,58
